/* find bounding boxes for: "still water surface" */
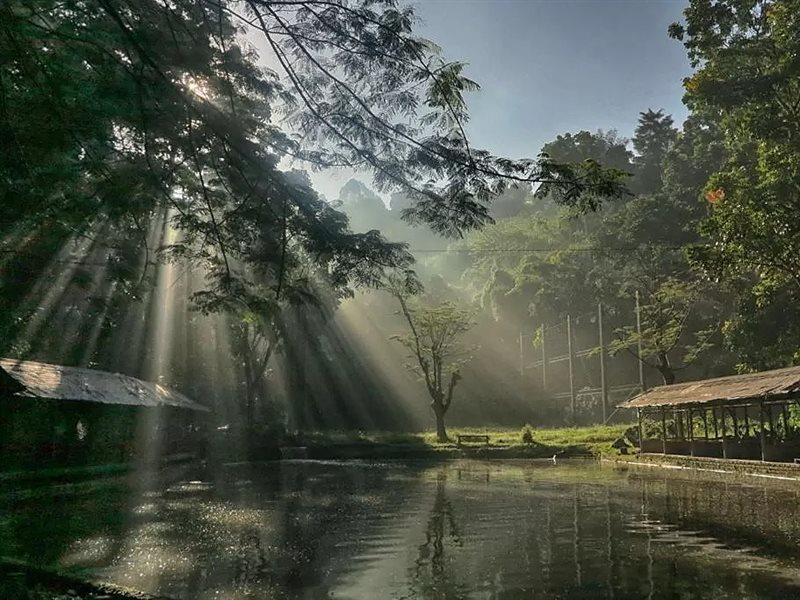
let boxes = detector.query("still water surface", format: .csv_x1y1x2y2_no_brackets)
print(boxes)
3,460,800,599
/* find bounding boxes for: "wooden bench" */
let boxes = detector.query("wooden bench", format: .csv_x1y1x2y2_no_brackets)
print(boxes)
457,434,490,447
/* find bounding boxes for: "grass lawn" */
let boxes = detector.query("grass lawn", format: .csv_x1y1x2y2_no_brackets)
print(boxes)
295,423,633,457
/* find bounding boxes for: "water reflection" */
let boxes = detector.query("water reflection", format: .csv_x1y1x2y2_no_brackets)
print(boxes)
2,461,800,598
411,471,465,599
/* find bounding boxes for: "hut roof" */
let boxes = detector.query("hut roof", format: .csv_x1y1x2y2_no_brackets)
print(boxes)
0,358,209,412
619,365,800,410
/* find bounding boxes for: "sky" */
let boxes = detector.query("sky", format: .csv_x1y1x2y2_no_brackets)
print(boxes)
302,0,693,200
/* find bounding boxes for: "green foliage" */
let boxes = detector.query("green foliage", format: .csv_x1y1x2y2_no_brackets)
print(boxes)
389,277,475,440
0,0,628,426
609,279,720,384
463,118,731,386
632,109,677,193
521,424,535,445
391,299,475,387
673,0,800,368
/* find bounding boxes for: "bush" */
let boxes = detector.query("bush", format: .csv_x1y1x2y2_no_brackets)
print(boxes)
521,424,535,445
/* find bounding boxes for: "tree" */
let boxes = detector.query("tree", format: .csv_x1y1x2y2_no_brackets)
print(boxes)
1,1,413,340
609,279,719,385
671,0,800,368
460,114,732,391
1,0,628,419
388,277,474,442
1,0,629,238
631,109,677,194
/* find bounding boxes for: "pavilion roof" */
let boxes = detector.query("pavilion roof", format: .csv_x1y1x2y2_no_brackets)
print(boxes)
0,358,209,412
619,365,800,410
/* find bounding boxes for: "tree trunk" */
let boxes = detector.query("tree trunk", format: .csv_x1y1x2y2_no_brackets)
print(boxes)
433,403,449,443
656,352,676,385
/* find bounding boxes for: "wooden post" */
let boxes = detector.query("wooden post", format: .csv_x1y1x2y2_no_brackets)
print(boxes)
567,315,576,421
743,407,750,439
720,405,728,459
661,408,667,455
541,324,547,391
702,409,709,440
766,404,775,444
731,407,739,439
598,302,608,422
635,290,646,392
759,400,767,461
712,406,719,439
637,409,644,452
782,403,791,440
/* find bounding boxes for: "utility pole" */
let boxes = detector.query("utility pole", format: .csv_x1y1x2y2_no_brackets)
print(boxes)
635,290,647,392
598,302,608,422
567,314,576,421
519,331,525,380
540,324,547,391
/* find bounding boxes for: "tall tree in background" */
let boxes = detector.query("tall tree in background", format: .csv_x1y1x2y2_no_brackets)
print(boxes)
631,109,677,194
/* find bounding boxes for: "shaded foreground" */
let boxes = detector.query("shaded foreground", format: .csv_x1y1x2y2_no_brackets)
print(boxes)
3,460,800,599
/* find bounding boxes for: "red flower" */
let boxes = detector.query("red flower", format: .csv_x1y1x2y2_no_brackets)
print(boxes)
705,188,725,204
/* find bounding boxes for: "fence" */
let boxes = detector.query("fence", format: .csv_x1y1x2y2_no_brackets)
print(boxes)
518,293,648,424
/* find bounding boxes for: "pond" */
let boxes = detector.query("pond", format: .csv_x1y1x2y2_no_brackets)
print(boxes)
2,460,800,599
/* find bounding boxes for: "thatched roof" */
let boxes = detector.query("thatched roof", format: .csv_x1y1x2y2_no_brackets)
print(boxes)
0,358,209,412
620,365,800,410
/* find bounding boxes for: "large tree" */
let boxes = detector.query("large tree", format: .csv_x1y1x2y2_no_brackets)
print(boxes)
0,0,627,408
671,0,800,368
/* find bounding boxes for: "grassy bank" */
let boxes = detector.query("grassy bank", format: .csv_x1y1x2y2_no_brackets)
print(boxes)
292,423,632,459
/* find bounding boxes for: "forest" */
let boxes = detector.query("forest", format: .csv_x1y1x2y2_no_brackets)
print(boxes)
1,0,799,434
5,2,800,599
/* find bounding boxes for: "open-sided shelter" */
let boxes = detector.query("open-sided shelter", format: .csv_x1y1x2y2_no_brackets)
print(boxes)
0,358,208,469
619,366,800,462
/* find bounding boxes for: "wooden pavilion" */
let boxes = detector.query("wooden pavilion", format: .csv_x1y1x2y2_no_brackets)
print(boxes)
0,358,209,468
619,365,800,462
0,358,208,411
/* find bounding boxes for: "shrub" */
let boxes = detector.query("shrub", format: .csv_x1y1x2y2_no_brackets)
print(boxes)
521,424,535,445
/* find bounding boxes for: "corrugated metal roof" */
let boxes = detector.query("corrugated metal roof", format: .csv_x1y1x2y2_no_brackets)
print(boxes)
619,365,800,409
0,358,209,412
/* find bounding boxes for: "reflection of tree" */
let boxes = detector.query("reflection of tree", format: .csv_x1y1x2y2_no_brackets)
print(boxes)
411,471,466,599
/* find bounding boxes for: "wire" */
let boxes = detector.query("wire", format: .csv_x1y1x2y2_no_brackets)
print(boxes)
409,244,700,253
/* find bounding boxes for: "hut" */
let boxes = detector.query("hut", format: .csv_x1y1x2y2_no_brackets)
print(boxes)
619,365,800,462
0,358,209,469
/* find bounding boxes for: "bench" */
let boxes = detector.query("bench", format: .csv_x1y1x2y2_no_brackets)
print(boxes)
457,434,490,447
